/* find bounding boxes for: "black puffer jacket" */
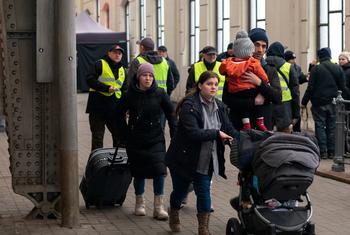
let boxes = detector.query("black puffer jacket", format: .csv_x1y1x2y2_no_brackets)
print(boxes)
119,76,176,178
302,59,349,107
165,93,239,181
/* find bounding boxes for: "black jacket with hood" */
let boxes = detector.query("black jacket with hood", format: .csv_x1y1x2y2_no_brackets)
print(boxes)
266,44,300,120
118,72,177,178
302,54,349,107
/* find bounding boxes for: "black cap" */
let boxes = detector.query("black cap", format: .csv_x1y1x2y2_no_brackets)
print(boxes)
284,50,296,61
227,42,233,50
136,37,155,51
317,47,332,60
109,44,124,53
201,46,217,54
248,28,269,47
157,46,167,52
266,41,285,58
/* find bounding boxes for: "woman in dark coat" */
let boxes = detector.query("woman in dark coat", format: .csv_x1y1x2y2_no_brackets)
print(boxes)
119,63,176,220
166,71,239,235
339,51,350,93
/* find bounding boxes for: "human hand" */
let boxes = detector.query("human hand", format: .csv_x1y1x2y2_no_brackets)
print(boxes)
292,118,299,126
241,71,262,86
108,86,119,93
219,131,233,142
254,93,265,105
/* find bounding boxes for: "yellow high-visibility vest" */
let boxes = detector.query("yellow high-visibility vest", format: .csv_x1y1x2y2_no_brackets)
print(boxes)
137,56,169,91
89,59,125,99
194,61,225,100
277,62,292,102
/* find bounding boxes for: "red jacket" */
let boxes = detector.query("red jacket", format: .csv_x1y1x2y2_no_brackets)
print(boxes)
219,57,269,93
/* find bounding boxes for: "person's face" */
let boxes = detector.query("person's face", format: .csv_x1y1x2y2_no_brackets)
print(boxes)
203,53,217,63
138,72,154,90
253,40,267,60
227,49,234,56
339,55,349,66
288,58,296,64
108,50,123,63
158,50,167,58
198,77,219,100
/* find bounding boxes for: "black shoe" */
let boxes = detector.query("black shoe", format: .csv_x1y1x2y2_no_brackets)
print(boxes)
230,197,240,211
320,152,328,159
328,152,335,159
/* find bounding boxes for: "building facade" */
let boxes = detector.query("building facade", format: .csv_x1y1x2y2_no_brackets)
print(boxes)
76,0,350,101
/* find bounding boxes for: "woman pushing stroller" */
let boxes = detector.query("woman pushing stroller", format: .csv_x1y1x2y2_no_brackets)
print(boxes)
166,71,239,235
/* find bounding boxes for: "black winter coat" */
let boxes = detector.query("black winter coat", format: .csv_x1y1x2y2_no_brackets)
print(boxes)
119,78,177,178
341,62,350,96
165,93,239,181
302,59,349,107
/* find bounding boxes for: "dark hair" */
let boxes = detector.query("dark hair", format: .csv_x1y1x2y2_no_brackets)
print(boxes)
176,71,219,115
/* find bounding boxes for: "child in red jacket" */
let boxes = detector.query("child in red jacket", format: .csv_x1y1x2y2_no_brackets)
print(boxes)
220,30,269,131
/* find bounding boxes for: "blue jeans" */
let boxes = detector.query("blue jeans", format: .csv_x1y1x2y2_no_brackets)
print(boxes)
311,104,336,154
133,175,165,196
169,170,212,213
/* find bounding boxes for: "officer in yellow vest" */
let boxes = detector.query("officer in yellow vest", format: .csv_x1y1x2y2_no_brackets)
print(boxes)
128,37,174,96
266,41,300,133
186,46,225,100
86,44,128,151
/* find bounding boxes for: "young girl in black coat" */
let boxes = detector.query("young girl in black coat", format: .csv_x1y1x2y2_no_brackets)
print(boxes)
119,63,176,220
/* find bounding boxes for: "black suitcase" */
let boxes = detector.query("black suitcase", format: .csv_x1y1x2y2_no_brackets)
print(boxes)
79,147,132,209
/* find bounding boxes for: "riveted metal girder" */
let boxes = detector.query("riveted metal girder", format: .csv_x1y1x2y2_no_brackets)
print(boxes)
0,0,60,219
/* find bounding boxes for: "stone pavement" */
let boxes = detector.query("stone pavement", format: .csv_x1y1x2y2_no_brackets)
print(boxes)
0,93,349,235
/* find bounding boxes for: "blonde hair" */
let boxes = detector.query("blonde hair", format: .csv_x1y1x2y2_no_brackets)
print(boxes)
339,51,350,62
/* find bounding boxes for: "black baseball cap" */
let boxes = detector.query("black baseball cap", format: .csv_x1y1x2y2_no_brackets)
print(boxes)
109,44,124,53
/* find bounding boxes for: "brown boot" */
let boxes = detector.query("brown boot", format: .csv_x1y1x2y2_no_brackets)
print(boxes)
197,212,210,235
168,208,181,232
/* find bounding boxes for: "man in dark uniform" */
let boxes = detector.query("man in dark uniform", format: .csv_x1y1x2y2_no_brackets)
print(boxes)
86,44,128,151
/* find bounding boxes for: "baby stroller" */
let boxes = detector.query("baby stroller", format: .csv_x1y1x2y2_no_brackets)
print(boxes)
226,131,320,235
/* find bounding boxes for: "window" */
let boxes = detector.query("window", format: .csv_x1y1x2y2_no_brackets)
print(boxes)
217,0,230,53
318,0,344,59
101,3,109,28
250,0,266,29
190,0,200,64
140,0,146,38
157,0,165,46
125,2,130,63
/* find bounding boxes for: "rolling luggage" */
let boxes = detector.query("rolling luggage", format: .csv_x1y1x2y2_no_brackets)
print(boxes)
79,146,132,209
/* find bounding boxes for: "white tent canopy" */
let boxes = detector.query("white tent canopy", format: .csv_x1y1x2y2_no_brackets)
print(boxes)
75,11,112,34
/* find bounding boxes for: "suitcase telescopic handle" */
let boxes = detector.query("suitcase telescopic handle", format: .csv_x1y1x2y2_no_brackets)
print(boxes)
109,145,121,164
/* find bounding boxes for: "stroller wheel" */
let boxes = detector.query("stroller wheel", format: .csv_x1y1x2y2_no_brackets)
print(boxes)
303,222,315,235
226,217,243,235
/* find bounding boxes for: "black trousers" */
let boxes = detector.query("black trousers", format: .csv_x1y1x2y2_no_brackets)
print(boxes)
89,112,121,151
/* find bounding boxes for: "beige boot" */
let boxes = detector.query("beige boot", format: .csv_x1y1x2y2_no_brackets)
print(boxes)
134,195,146,216
168,208,181,232
153,195,168,220
197,212,211,235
